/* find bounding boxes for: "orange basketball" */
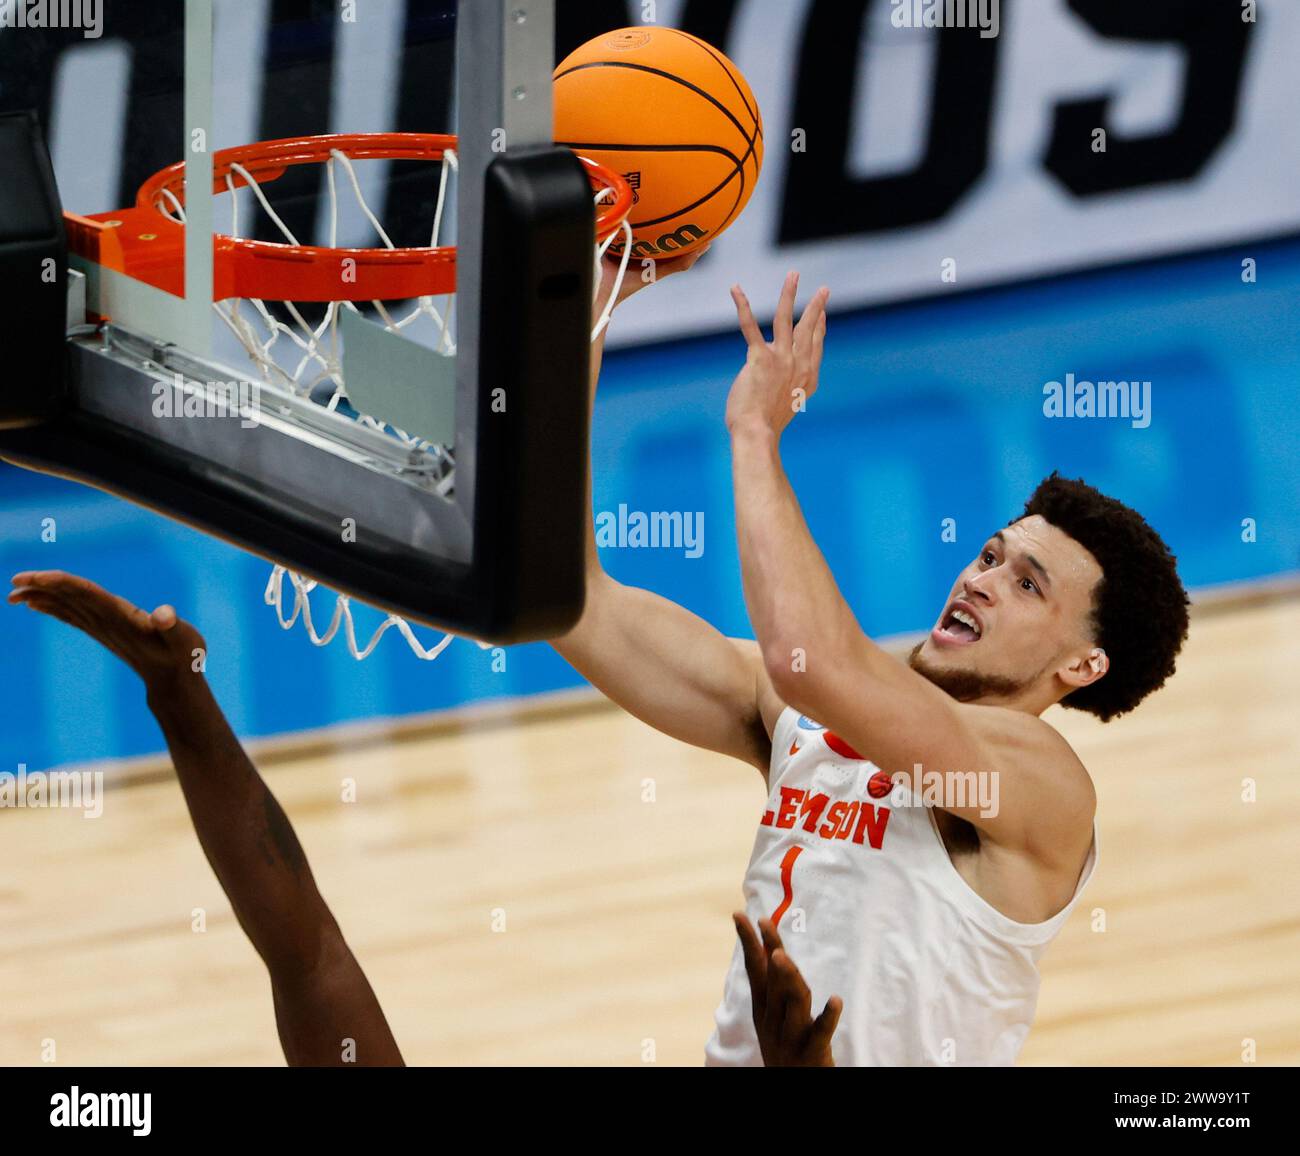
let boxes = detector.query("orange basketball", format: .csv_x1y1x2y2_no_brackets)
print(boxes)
554,27,763,260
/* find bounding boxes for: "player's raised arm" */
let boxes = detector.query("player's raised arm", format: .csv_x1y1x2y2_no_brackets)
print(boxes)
723,278,1100,849
8,571,403,1067
552,254,784,774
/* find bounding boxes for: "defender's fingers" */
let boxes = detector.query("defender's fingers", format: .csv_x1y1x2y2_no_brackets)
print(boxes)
9,584,62,609
71,579,152,632
40,572,153,628
770,944,813,1021
735,912,767,982
11,569,72,589
731,285,766,347
10,585,84,618
773,272,799,348
19,570,94,592
15,578,157,638
734,913,769,1019
14,571,136,619
763,949,794,1041
809,995,844,1053
757,917,786,959
16,592,80,628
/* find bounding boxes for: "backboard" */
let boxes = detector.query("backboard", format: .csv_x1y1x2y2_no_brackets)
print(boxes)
0,0,602,644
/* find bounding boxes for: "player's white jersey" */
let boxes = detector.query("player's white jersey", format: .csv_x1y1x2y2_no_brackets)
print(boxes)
706,707,1097,1066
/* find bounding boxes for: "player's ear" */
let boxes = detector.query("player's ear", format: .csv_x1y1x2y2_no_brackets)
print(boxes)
1059,647,1108,691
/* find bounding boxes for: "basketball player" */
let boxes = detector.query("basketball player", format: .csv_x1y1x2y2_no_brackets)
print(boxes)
9,570,404,1066
557,257,1190,1065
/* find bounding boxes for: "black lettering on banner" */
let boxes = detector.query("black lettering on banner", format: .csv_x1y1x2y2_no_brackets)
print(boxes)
556,0,744,58
779,0,1000,243
556,0,635,62
253,0,339,250
679,0,745,53
0,1,184,211
384,0,457,253
1044,0,1254,196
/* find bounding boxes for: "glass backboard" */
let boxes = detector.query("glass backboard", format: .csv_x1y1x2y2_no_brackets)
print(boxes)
0,0,600,644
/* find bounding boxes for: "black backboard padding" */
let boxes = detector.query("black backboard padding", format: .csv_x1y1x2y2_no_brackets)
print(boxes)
473,146,594,641
0,111,68,428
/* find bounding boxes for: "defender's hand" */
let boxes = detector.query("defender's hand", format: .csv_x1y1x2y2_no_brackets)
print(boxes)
726,273,829,438
9,570,206,692
735,911,842,1067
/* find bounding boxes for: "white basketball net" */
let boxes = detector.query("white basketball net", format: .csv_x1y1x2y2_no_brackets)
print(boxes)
159,146,631,660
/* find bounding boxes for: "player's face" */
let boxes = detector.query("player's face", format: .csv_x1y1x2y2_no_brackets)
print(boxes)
913,516,1103,699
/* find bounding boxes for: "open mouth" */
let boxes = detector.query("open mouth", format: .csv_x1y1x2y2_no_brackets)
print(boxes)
932,603,983,647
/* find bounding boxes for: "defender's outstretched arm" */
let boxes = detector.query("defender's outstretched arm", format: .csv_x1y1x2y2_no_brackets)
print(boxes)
9,571,403,1067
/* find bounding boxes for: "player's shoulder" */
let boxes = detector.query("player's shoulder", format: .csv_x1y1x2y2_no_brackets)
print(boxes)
960,702,1095,804
960,704,1096,863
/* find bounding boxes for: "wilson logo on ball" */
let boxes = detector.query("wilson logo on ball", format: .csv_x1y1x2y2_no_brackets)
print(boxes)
624,223,709,259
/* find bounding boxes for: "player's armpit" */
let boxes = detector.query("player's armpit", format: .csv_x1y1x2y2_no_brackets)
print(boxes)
553,572,778,773
732,637,790,743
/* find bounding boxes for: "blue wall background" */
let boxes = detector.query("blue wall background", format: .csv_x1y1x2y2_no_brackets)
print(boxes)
3,239,1297,770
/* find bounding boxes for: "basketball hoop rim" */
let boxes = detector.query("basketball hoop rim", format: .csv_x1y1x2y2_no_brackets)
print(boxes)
128,132,633,302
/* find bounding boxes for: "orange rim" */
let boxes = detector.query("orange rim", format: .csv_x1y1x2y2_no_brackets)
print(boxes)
132,132,633,302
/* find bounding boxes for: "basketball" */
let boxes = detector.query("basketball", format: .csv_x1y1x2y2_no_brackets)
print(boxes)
553,27,764,260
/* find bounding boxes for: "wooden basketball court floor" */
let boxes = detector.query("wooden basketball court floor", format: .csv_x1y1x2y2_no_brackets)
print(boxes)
2,591,1297,1066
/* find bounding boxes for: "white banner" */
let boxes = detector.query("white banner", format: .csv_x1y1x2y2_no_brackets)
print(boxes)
610,0,1300,346
6,0,1296,349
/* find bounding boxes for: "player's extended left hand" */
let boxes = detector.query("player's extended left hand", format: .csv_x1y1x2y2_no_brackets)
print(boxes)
735,911,842,1067
595,243,712,323
725,272,829,438
9,570,205,692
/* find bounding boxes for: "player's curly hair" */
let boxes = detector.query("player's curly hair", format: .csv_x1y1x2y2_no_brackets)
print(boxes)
1017,472,1189,723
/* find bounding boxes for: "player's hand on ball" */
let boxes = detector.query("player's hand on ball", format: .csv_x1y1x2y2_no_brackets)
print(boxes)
726,273,829,437
594,243,712,321
735,912,842,1067
9,570,206,690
